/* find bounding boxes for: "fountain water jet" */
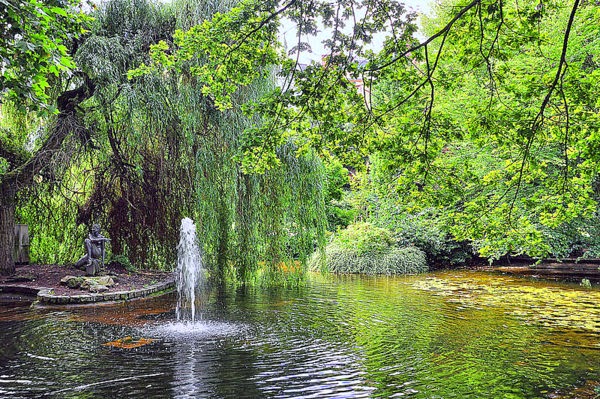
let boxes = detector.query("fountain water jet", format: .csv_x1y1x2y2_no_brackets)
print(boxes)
176,217,205,323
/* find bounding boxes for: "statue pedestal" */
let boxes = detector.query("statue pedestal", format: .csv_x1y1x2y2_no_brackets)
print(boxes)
85,259,101,276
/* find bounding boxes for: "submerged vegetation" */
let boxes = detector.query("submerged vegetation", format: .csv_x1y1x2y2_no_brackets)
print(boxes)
1,0,599,281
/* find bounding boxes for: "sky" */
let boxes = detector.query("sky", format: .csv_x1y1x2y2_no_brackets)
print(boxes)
279,0,434,63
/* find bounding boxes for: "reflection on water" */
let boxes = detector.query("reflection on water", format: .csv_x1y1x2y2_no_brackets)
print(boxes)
0,270,599,398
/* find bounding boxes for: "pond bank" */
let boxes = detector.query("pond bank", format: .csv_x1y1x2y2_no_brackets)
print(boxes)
489,257,600,284
0,264,175,305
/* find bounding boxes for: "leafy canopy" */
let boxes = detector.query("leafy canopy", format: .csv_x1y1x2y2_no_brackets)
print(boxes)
0,0,91,112
128,0,280,111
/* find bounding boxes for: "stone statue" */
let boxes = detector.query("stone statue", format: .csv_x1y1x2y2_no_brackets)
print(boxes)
75,224,110,276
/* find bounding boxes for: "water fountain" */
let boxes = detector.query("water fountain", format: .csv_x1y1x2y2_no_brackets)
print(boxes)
148,217,242,338
176,217,205,323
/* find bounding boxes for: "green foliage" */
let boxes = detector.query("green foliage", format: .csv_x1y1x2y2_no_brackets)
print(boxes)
0,0,91,112
18,193,88,265
312,244,427,275
118,0,326,280
364,0,600,262
0,157,8,174
128,0,280,111
324,158,348,202
324,158,355,230
348,155,472,267
109,254,136,272
380,209,473,267
239,60,374,173
0,103,39,165
332,222,395,255
66,0,182,270
311,222,428,275
8,0,600,278
327,199,356,232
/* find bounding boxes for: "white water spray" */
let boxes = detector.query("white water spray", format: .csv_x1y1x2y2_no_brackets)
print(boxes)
176,218,205,322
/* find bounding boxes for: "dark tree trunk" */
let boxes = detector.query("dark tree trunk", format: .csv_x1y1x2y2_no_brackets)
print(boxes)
0,181,17,275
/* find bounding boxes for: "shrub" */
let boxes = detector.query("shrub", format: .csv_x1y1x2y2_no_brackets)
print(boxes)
333,222,396,255
327,199,356,231
376,209,473,268
323,245,427,275
310,222,428,275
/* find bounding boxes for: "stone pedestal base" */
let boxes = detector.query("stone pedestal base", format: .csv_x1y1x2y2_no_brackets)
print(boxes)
85,259,101,276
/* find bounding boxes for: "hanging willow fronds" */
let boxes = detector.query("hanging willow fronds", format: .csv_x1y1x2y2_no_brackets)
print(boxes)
15,0,328,282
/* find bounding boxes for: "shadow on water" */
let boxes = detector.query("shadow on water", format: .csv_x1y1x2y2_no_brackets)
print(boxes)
0,270,599,398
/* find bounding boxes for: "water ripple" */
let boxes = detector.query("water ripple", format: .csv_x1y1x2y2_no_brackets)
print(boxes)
1,271,600,398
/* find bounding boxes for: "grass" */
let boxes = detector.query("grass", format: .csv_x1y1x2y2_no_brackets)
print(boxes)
311,245,428,275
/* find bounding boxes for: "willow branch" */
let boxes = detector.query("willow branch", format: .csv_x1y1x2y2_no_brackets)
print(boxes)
5,79,95,187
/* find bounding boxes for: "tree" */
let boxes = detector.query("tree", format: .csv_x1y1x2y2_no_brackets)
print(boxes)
3,0,596,275
365,0,600,260
0,0,90,112
1,81,95,275
111,0,327,282
0,0,91,275
9,0,327,284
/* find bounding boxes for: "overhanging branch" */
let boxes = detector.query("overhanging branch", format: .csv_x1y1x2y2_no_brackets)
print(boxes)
366,0,482,73
4,78,95,187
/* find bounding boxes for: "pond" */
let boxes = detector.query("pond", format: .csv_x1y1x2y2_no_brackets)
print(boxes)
1,270,599,398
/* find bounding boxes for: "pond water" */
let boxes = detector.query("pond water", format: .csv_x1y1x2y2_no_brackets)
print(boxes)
1,270,599,398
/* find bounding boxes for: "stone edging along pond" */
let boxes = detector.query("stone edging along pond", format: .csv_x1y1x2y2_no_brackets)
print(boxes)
1,279,175,305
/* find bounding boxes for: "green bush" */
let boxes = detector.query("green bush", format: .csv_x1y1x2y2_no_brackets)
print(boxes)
310,222,428,275
327,199,356,231
333,222,396,255
311,245,427,275
375,208,473,268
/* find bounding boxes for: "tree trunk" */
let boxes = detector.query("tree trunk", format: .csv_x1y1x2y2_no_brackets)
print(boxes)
0,180,17,275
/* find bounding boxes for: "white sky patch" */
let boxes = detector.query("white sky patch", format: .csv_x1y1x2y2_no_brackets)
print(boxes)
279,0,433,63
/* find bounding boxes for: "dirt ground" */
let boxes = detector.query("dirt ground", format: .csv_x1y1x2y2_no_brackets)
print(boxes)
0,263,173,296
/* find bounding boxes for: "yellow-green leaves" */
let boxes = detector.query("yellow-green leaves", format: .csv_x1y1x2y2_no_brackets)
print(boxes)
129,0,280,111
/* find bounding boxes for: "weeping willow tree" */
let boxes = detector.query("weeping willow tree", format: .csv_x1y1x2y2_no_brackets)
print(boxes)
15,0,326,283
15,0,183,268
144,0,327,282
190,101,326,283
